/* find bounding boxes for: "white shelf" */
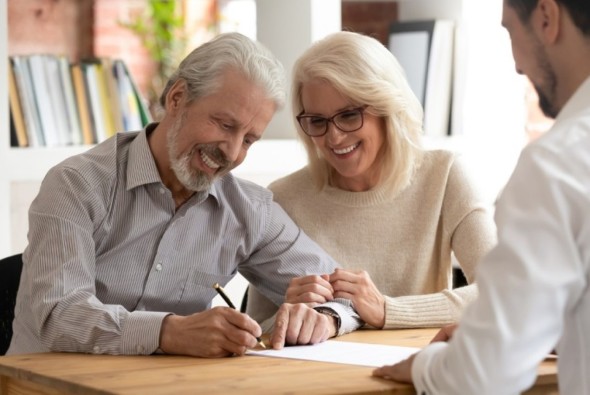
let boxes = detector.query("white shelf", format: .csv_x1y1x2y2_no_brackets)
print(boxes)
0,0,97,257
1,0,525,259
4,146,93,180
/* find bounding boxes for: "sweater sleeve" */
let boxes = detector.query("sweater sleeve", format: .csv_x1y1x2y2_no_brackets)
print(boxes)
382,285,478,329
381,155,496,329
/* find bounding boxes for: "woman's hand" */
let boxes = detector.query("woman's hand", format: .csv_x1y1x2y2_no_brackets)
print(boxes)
285,274,334,306
329,268,385,328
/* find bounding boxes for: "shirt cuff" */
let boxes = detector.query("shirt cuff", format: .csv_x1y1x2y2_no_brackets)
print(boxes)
412,341,448,395
318,298,364,336
120,311,170,355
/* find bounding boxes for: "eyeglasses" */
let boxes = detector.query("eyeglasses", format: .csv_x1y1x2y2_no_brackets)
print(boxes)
296,106,368,137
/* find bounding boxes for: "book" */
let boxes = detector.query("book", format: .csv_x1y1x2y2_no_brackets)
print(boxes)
9,55,149,147
82,60,108,143
7,58,28,147
101,57,125,134
28,54,63,146
10,56,45,147
119,61,152,127
388,20,454,138
71,63,96,145
94,60,117,138
43,55,72,145
113,59,144,131
58,55,83,145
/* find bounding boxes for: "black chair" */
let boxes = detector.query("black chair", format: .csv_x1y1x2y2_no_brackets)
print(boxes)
453,266,468,289
0,253,23,355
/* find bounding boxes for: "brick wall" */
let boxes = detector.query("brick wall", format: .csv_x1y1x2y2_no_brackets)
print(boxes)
7,0,546,135
93,0,216,112
342,1,398,45
8,0,93,61
93,0,156,103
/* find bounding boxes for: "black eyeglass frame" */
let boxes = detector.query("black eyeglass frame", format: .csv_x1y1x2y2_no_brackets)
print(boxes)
296,105,368,137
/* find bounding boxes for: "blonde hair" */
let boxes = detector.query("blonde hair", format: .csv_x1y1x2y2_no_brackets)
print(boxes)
292,31,424,192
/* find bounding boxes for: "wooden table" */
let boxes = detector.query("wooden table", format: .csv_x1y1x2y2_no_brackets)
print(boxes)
0,328,557,395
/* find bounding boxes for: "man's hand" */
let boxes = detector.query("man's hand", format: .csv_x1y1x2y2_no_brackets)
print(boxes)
372,352,417,383
430,323,458,343
329,268,385,328
285,274,334,305
159,307,262,357
269,303,337,349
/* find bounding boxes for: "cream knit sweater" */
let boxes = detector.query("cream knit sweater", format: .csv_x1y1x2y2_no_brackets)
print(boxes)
247,149,497,329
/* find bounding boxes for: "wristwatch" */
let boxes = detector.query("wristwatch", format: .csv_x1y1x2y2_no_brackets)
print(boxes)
314,306,341,334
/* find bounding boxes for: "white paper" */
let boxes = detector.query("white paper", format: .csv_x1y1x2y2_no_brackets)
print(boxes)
246,340,420,367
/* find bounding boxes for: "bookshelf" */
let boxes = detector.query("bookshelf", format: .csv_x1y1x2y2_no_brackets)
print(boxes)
1,0,527,260
1,0,156,258
0,0,91,257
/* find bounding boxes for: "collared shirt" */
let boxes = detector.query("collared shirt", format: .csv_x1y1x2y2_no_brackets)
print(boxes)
8,125,360,356
411,77,590,394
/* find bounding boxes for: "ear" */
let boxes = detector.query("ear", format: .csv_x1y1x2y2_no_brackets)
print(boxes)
536,0,561,44
165,79,187,115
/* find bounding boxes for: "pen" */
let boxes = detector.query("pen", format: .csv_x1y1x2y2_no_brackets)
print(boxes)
213,282,266,349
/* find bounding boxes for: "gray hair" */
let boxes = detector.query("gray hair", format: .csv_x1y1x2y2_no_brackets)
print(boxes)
160,32,286,111
292,31,424,192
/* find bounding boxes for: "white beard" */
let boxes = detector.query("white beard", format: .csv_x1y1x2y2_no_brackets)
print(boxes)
167,115,215,192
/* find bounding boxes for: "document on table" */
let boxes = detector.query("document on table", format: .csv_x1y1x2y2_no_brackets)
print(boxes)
246,340,420,367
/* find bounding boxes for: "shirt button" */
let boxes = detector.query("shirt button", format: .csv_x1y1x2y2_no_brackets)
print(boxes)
159,188,165,194
155,263,163,271
137,345,145,353
93,346,100,354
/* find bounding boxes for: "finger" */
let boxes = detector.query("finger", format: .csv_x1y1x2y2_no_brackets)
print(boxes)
294,313,316,345
269,304,291,349
372,365,395,379
221,307,262,339
284,306,305,345
332,289,354,300
372,362,410,382
287,283,334,303
308,313,333,344
291,274,332,288
219,335,250,356
292,307,332,345
329,268,357,283
331,278,358,294
212,308,260,351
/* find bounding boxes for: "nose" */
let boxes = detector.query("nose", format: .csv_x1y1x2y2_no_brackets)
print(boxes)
325,121,346,143
219,136,242,163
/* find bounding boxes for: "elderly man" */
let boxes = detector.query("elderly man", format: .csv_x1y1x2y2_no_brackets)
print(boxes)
8,32,361,358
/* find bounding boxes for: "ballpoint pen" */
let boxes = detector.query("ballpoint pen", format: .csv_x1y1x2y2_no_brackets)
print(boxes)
213,283,266,349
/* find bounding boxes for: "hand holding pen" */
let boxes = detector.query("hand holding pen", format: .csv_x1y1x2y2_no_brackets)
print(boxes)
214,283,266,349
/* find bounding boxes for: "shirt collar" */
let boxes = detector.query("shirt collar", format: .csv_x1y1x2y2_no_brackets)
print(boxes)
555,75,590,125
126,123,163,191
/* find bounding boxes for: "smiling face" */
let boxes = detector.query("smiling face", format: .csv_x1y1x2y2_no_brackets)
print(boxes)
300,79,385,192
165,68,276,192
502,1,559,118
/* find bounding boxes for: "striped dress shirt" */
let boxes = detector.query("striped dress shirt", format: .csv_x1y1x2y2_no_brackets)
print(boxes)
8,127,360,356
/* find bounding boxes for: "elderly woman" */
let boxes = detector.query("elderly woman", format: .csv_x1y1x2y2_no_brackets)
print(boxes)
247,31,496,330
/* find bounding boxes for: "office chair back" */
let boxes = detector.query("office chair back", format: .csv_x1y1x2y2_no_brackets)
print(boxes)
0,253,23,355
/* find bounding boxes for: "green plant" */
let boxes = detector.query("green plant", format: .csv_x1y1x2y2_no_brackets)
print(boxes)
120,0,187,111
